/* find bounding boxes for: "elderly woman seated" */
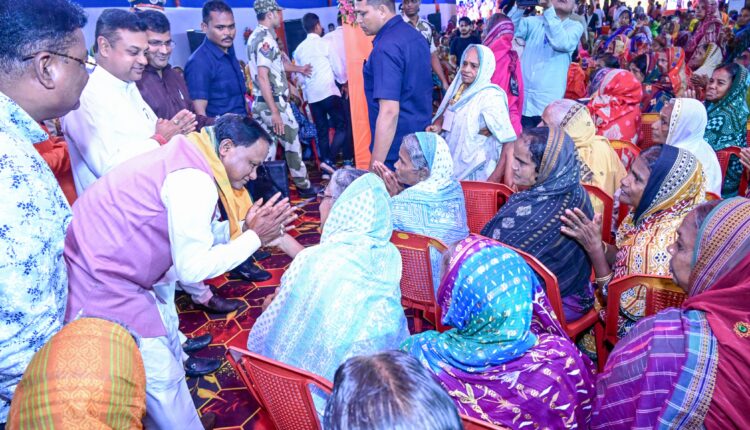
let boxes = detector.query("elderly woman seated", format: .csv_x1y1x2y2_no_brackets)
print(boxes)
373,132,469,291
592,198,750,429
561,145,706,345
402,236,596,428
541,99,626,214
481,126,595,321
247,170,409,383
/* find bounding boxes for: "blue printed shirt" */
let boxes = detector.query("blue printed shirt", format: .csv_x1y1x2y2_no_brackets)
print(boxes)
0,92,71,422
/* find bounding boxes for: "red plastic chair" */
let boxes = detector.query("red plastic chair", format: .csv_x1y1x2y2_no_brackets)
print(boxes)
706,192,721,201
582,183,614,244
496,240,607,370
610,139,641,171
226,346,332,430
390,231,449,334
639,113,660,150
716,146,749,196
460,181,514,234
461,414,506,429
603,275,683,350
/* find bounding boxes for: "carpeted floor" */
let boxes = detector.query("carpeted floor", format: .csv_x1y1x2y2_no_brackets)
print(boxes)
176,173,324,430
175,168,430,429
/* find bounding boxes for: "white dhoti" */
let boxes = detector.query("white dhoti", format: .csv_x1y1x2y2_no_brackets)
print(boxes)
139,282,203,430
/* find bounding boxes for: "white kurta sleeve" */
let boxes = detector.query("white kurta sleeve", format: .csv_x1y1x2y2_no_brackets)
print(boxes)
161,168,260,284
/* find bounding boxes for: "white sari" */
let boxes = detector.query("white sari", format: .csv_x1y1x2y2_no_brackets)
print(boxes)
434,44,517,180
666,98,722,196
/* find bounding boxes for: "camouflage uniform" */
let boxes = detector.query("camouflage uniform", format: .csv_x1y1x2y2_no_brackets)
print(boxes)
247,24,311,190
403,14,438,54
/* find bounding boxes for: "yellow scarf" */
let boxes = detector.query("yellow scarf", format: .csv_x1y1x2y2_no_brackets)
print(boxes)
187,127,252,240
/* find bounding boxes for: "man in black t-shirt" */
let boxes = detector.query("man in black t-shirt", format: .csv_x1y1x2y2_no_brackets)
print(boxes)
449,16,481,66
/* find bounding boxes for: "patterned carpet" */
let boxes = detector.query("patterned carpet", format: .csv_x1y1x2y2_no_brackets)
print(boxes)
176,175,324,430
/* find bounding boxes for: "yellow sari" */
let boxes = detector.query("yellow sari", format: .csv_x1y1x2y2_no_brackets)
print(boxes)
559,103,626,213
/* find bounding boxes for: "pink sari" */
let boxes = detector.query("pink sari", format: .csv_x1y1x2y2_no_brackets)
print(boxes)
483,19,523,136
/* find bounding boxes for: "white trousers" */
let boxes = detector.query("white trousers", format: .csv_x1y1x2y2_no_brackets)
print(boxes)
139,282,203,430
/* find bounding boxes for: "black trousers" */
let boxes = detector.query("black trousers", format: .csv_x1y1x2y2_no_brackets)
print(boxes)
309,94,352,164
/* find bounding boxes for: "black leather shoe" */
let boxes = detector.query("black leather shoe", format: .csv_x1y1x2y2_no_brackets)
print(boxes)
228,260,272,282
200,412,217,430
252,249,271,261
185,356,221,377
196,296,242,314
183,334,212,353
297,184,323,198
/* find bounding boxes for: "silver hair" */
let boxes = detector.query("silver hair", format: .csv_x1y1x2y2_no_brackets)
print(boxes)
402,134,430,177
544,99,580,128
327,168,368,199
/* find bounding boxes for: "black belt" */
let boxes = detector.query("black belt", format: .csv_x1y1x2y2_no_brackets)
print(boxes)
255,95,282,103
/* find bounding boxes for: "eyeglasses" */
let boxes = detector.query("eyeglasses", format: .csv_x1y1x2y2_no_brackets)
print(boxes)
316,191,335,203
23,51,96,71
148,40,176,49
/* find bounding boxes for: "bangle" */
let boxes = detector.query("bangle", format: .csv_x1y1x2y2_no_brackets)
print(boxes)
601,240,608,254
595,272,613,289
152,133,167,146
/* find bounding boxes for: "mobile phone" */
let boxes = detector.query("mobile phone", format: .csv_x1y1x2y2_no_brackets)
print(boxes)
517,0,540,7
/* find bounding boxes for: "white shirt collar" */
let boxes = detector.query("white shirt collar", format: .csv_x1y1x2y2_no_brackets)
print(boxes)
91,65,133,92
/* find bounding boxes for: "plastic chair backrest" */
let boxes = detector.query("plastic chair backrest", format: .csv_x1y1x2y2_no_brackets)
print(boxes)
493,242,564,323
390,231,449,333
226,347,332,430
461,414,506,429
460,181,514,234
716,146,749,196
610,139,641,171
604,275,682,346
582,183,614,244
639,113,660,150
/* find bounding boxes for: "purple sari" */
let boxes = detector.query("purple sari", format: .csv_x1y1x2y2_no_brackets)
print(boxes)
402,236,596,429
593,197,750,428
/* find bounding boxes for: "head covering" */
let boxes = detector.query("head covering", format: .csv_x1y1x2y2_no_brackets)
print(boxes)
247,173,408,381
402,236,596,428
434,44,517,181
556,101,627,204
253,0,283,14
693,43,724,78
187,126,253,239
434,44,499,119
686,0,726,59
588,67,612,97
615,146,706,279
482,18,523,135
7,318,146,429
682,197,750,428
391,133,468,244
604,33,633,66
704,66,750,196
481,128,594,320
687,198,750,296
587,69,643,144
391,133,470,289
665,98,723,196
663,47,691,96
634,145,702,222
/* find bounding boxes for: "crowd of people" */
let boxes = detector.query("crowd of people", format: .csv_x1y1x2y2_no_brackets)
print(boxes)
2,0,750,428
